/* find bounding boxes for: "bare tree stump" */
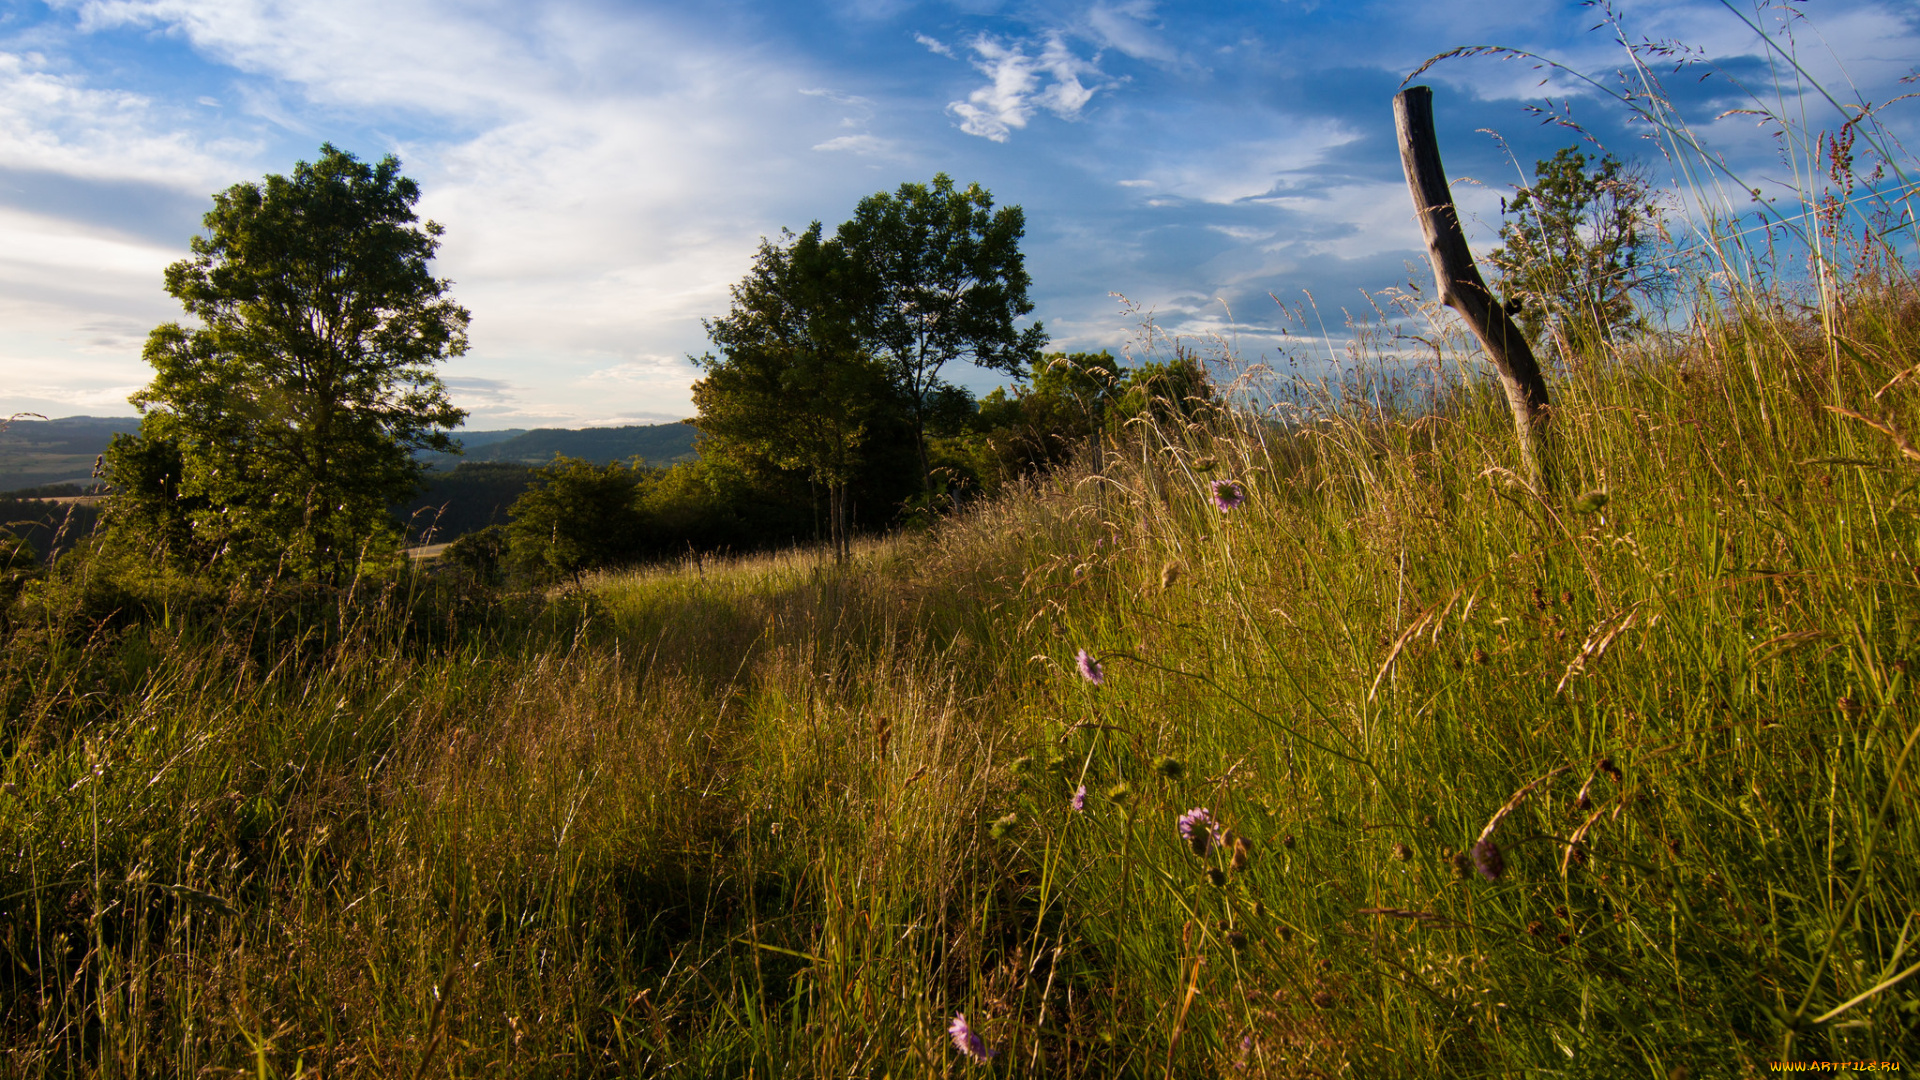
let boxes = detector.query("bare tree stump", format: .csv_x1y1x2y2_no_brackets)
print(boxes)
1393,85,1552,483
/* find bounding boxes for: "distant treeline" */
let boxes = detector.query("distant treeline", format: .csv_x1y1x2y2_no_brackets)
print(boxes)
417,423,698,471
7,362,1203,568
434,350,1218,584
0,496,98,563
397,425,700,544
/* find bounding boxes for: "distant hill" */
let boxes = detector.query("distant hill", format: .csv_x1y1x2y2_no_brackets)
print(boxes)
0,416,141,491
396,461,539,544
405,425,701,543
0,417,700,495
422,424,699,470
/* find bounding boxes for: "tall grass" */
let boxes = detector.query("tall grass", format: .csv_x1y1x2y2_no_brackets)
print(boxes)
5,11,1920,1076
5,273,1917,1074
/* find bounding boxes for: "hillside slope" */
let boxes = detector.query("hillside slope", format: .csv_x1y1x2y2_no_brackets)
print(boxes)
4,289,1917,1073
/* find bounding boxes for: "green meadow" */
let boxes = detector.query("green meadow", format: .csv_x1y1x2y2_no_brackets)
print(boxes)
7,14,1920,1073
4,274,1919,1074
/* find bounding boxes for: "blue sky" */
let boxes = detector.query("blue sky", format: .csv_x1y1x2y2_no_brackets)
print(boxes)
1,0,1915,427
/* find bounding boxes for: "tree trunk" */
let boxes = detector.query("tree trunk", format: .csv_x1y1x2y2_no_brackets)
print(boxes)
1393,85,1552,484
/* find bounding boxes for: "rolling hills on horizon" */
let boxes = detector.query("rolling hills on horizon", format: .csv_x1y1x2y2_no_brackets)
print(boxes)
0,415,699,493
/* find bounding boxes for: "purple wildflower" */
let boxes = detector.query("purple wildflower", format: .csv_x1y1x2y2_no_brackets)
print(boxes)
1211,479,1247,512
1178,807,1222,856
1470,837,1506,882
948,1013,994,1063
1075,649,1105,686
1071,785,1088,812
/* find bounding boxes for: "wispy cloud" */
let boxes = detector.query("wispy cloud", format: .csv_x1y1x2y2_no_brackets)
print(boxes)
913,33,955,60
585,356,693,383
1085,1,1179,64
800,87,873,109
7,0,909,420
813,133,901,156
6,0,1918,424
0,51,250,188
947,33,1111,142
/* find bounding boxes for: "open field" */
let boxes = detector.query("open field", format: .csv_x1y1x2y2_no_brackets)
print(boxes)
3,275,1918,1074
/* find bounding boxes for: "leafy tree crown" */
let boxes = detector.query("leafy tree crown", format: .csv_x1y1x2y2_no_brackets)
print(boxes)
1487,147,1666,361
108,144,468,579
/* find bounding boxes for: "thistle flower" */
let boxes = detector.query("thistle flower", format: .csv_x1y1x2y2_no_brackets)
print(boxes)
1470,838,1505,882
1071,785,1087,812
1075,649,1104,685
948,1013,994,1063
1211,479,1247,512
1178,807,1221,856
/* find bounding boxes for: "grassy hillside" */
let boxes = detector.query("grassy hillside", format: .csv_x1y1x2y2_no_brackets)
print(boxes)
2,275,1916,1074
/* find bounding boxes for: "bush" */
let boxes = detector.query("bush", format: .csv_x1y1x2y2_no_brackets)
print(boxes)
505,456,645,583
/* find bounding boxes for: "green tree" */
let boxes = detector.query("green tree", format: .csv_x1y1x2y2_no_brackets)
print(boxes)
1487,147,1665,362
440,523,510,586
1110,351,1219,427
967,351,1125,487
104,144,468,579
505,457,644,584
836,174,1047,493
693,224,889,561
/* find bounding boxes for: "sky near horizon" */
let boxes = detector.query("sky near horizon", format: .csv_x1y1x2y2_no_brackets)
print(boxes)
1,0,1915,428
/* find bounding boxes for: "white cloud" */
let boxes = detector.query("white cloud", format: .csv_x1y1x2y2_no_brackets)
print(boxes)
1132,119,1362,205
4,0,910,421
813,133,898,155
0,51,251,188
57,0,535,118
585,356,693,383
948,33,1110,142
914,33,956,59
800,86,873,108
1086,1,1179,64
0,206,178,282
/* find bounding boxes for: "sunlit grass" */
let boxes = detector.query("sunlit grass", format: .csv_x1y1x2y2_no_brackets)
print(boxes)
5,272,1918,1074
6,15,1920,1070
